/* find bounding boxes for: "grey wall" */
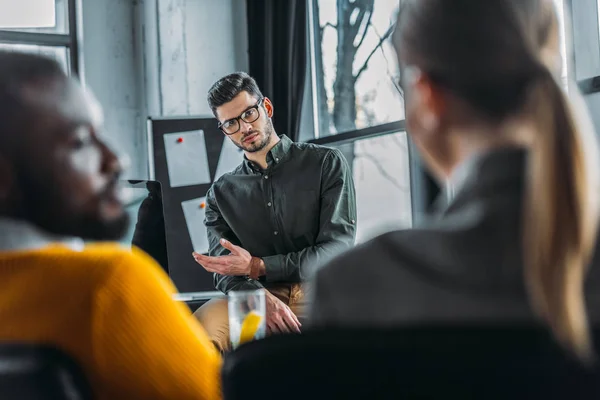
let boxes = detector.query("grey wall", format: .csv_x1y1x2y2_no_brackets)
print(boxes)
81,0,147,180
157,0,249,116
80,0,249,179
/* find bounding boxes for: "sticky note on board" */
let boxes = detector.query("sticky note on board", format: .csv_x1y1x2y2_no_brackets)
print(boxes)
214,137,244,181
163,130,211,188
182,196,210,254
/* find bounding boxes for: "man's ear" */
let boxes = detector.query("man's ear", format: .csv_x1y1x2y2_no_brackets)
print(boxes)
263,97,274,118
412,73,446,134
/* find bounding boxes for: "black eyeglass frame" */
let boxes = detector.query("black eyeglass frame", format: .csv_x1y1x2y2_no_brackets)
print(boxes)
217,97,265,135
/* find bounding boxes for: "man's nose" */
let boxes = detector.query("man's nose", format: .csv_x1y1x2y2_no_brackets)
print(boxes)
99,141,123,177
240,119,254,133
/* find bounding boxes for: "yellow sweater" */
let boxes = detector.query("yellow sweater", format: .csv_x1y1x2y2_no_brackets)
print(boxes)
0,244,222,399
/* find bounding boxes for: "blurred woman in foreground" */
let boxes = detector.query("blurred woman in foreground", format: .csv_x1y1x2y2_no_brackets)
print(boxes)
310,0,600,361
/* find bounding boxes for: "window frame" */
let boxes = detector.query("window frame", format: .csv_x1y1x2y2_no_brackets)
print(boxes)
308,121,430,228
563,0,600,94
306,0,405,140
0,0,82,77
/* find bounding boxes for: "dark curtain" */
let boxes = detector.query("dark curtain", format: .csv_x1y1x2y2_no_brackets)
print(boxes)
246,0,307,142
425,173,441,212
408,140,441,225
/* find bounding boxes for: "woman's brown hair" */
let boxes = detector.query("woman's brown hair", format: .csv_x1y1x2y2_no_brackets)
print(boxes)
394,0,599,361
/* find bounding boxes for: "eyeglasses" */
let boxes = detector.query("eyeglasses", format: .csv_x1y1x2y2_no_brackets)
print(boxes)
218,98,264,135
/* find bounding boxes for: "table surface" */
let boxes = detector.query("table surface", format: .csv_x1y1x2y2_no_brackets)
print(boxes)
172,291,224,302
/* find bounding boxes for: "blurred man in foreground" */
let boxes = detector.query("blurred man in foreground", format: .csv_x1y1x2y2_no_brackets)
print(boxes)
0,52,221,399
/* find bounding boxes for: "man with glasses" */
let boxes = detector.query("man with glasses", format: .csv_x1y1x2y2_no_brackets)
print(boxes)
193,72,357,352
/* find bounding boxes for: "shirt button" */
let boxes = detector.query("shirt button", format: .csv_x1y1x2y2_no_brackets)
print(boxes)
351,219,356,224
274,231,278,235
264,175,269,180
275,157,279,162
267,202,272,207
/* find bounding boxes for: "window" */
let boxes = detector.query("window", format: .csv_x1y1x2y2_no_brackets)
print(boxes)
310,0,403,137
0,0,79,75
0,0,68,33
331,131,412,242
306,1,573,241
306,0,411,239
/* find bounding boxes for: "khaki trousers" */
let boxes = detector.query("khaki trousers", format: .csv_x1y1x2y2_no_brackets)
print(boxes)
193,284,307,353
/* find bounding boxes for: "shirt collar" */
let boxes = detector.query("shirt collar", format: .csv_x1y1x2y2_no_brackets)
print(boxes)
0,218,84,252
244,134,293,171
269,134,293,164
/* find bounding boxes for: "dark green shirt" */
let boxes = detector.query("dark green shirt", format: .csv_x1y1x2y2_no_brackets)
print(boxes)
205,135,357,293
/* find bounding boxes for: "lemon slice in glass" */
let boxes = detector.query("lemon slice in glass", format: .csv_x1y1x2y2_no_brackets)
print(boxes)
239,311,263,344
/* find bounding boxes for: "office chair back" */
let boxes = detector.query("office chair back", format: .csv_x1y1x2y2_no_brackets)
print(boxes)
0,343,92,400
222,326,600,399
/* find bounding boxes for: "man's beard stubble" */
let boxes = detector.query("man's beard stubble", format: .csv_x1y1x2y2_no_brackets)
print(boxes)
13,170,130,241
234,119,275,153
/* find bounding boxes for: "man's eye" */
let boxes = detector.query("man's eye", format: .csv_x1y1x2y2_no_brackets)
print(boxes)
243,109,257,119
71,127,94,149
72,137,94,149
223,120,235,128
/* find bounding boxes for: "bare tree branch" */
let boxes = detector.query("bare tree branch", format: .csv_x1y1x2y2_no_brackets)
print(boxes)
354,22,395,80
354,10,372,50
350,7,367,36
320,21,337,38
390,134,407,150
371,24,403,97
389,75,403,97
354,152,409,191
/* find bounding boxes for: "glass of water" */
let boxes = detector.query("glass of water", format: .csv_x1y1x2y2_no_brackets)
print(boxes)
228,289,266,349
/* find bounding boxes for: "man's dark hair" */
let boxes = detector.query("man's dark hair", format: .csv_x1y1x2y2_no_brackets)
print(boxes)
207,72,264,115
0,51,66,140
0,51,66,99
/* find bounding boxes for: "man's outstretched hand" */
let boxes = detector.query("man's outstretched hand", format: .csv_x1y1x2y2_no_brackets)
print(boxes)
265,291,302,334
193,239,252,276
193,239,300,333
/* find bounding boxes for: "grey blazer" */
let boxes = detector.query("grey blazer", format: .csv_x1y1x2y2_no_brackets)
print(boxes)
308,148,600,326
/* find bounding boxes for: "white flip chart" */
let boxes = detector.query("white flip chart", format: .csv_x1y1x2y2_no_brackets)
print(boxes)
181,196,210,254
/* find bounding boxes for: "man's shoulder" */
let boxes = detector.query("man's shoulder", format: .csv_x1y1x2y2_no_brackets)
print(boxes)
290,141,342,162
14,243,141,265
207,162,251,199
211,163,246,186
74,244,175,302
73,243,162,278
80,242,142,259
2,244,162,289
